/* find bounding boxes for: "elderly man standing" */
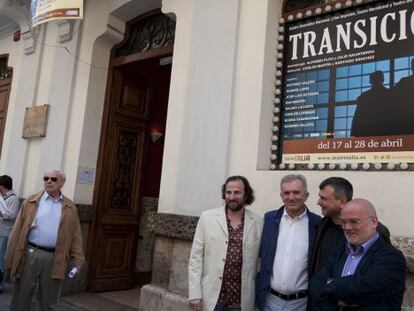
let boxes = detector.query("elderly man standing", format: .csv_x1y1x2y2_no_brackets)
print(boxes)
188,175,263,311
310,177,390,276
256,174,321,311
310,199,406,310
6,169,85,311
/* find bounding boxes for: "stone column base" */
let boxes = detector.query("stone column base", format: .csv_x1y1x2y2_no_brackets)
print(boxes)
139,284,190,311
138,213,197,311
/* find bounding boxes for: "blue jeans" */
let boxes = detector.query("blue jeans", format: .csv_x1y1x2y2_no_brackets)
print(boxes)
0,236,8,271
214,305,241,311
264,293,307,311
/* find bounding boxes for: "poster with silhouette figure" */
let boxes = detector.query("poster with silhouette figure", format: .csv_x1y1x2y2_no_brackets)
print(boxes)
31,0,83,28
279,0,414,164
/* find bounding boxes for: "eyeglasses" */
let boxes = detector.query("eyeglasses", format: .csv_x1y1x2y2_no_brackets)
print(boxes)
43,176,58,182
341,216,373,227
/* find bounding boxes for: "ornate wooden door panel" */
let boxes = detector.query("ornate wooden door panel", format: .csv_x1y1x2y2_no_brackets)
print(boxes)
88,68,152,291
0,86,10,152
0,55,12,155
88,10,175,292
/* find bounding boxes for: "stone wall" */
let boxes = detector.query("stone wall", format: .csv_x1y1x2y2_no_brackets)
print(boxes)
392,236,414,310
139,212,414,311
139,213,197,310
136,197,159,273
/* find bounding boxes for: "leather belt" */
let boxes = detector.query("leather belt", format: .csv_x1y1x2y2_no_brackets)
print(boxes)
270,289,308,301
28,242,55,253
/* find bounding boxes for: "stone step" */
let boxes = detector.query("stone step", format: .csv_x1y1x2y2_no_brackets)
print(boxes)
62,287,140,311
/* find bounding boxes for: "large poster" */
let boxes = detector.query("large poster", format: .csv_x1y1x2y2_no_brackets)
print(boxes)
31,0,83,27
280,0,414,164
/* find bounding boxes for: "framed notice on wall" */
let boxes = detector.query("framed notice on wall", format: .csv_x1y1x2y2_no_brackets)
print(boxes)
22,105,49,139
276,0,414,166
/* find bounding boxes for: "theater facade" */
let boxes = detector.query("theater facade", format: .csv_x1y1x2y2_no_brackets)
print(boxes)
0,0,413,309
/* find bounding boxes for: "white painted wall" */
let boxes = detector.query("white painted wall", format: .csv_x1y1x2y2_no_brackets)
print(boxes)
0,0,137,202
1,0,412,237
62,0,131,202
159,0,414,237
229,0,414,237
0,33,24,195
69,0,163,204
159,0,241,215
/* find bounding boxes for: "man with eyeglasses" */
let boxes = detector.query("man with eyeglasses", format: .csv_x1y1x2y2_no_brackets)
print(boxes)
5,169,84,310
310,177,390,277
309,199,406,310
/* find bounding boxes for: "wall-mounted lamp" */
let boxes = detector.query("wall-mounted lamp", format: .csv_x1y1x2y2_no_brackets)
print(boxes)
13,30,21,42
150,130,163,143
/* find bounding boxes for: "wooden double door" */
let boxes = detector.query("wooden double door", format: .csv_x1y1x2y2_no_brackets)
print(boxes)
87,47,172,291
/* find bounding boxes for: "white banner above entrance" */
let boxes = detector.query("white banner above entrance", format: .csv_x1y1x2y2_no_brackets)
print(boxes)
31,0,83,27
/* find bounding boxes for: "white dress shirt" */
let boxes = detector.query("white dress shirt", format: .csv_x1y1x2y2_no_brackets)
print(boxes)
270,209,309,294
28,191,62,248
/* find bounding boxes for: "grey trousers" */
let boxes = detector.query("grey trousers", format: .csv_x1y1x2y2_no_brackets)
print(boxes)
11,246,62,311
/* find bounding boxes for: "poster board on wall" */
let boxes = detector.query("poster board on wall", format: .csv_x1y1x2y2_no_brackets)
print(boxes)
31,0,83,27
279,0,414,164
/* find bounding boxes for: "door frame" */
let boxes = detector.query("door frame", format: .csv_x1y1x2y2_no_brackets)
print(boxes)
87,9,174,291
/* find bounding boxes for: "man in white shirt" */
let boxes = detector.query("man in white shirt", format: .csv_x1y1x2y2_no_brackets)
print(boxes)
0,175,20,288
256,174,321,311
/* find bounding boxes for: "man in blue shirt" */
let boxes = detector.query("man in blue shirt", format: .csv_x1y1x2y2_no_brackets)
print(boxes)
6,169,84,310
309,199,406,311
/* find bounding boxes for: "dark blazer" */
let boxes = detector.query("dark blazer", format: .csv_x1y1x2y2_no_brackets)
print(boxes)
309,237,406,311
309,217,391,277
255,206,321,311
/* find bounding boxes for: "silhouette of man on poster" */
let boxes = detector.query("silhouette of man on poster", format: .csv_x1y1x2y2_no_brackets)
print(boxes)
351,71,390,137
390,58,414,135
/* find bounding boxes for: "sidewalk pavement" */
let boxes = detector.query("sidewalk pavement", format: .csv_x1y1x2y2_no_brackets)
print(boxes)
0,282,82,311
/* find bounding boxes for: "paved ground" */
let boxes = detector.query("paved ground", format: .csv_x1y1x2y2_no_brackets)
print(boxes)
0,282,81,311
0,282,140,311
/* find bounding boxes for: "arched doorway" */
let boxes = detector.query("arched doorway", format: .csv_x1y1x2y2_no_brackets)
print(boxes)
87,10,175,292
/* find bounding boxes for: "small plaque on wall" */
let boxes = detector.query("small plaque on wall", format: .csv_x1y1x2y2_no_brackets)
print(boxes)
22,105,49,138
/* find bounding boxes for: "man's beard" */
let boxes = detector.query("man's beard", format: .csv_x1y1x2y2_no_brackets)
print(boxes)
226,200,245,212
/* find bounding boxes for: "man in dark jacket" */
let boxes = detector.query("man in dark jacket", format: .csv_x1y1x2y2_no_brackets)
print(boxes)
309,199,406,310
310,177,390,277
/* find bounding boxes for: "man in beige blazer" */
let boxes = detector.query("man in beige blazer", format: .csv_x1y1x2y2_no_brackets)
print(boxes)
188,175,263,311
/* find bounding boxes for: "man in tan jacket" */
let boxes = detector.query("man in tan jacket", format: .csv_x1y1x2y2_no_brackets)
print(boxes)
6,169,84,311
188,175,263,311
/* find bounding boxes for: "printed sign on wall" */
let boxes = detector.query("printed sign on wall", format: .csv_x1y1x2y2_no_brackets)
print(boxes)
31,0,83,27
280,0,414,164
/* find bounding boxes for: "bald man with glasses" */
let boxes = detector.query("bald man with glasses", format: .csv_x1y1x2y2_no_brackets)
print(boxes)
6,169,85,311
309,199,406,311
